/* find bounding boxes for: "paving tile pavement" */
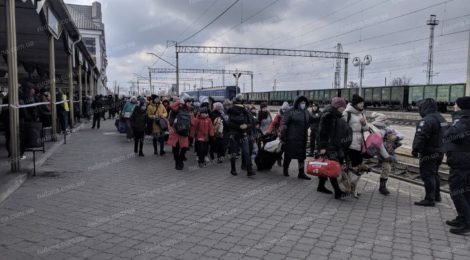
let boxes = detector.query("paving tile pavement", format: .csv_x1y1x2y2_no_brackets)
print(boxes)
0,120,469,260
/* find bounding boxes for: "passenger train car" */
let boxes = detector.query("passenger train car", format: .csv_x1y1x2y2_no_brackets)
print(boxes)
182,86,240,102
242,83,466,110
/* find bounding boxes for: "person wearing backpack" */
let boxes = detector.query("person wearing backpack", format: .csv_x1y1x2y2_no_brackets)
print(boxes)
412,98,448,207
280,96,314,180
168,97,192,170
210,102,227,163
317,97,348,199
444,96,470,235
194,107,214,167
343,94,370,168
147,95,168,155
307,102,322,157
227,94,255,176
130,99,147,157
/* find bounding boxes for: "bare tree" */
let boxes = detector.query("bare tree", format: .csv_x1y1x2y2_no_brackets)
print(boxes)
391,76,412,86
347,81,358,88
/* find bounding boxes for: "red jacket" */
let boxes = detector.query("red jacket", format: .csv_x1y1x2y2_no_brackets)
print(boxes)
267,114,282,136
193,115,214,142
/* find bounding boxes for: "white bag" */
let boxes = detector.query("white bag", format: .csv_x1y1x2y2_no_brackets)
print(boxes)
264,139,282,153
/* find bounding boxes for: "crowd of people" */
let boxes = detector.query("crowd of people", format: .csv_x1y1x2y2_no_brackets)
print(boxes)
2,83,470,236
115,92,470,236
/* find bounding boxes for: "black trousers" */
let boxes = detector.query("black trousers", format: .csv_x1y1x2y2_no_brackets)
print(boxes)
210,137,225,159
309,131,316,154
92,113,101,129
449,166,470,224
172,143,188,165
133,129,145,153
197,141,209,163
347,148,363,167
419,154,443,202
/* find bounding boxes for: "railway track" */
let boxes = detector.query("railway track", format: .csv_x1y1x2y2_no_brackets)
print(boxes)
364,148,450,193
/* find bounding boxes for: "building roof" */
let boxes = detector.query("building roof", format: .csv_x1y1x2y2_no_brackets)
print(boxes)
66,4,102,31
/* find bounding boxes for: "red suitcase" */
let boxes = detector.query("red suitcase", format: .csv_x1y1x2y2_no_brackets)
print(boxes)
306,159,341,178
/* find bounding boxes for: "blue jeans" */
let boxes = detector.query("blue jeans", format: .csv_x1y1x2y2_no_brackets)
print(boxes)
230,134,251,168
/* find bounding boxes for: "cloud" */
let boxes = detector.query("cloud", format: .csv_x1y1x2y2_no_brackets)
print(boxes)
65,0,470,93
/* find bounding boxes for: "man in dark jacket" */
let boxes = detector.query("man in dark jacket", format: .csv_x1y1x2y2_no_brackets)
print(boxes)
280,96,312,180
317,97,348,199
227,94,255,176
412,98,448,207
130,99,147,156
444,96,470,235
91,95,103,129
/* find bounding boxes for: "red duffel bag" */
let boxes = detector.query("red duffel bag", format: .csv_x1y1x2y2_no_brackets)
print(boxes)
306,158,341,178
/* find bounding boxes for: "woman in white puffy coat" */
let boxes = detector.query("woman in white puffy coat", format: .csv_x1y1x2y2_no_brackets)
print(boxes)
342,95,371,167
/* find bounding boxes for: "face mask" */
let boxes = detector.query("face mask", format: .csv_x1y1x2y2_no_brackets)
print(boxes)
300,103,306,110
141,106,146,110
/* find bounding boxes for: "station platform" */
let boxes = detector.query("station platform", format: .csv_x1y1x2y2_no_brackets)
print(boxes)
0,120,469,260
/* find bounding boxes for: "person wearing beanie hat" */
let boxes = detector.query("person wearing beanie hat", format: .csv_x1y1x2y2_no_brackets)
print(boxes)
342,94,369,169
412,98,447,207
258,102,272,134
444,96,470,234
210,102,227,163
227,95,255,177
308,102,322,157
316,97,348,199
351,94,365,109
193,106,214,167
456,96,470,110
147,94,168,155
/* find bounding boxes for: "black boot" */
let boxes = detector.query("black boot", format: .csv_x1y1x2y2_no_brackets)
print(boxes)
247,165,256,177
414,200,435,207
331,178,347,199
297,165,311,180
379,178,390,195
317,177,333,194
230,158,238,176
446,216,464,227
153,138,158,155
450,223,470,235
283,157,291,177
134,140,138,154
159,138,165,155
139,141,144,157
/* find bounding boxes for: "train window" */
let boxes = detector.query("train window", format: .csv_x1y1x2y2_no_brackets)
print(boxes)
436,85,450,102
372,88,381,102
424,85,437,99
391,87,403,102
381,88,391,103
409,86,424,102
364,88,373,101
450,84,465,102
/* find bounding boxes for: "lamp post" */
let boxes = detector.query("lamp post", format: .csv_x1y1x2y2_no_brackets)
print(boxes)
352,55,372,97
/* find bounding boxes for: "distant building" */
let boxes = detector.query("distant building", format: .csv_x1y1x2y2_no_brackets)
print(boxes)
66,1,108,94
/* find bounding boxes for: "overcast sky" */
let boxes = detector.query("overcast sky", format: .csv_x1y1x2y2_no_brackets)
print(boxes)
65,0,470,93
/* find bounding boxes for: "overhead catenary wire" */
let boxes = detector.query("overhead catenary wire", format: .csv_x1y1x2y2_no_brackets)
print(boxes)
179,0,241,44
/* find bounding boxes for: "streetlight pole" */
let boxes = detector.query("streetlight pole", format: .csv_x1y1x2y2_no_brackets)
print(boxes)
353,55,372,97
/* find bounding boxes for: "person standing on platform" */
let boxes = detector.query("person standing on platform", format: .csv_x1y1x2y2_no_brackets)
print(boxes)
307,102,321,157
130,98,147,157
122,97,137,141
280,96,313,180
412,98,447,207
227,94,255,176
168,97,192,170
317,97,348,199
258,103,272,135
91,95,103,129
194,107,214,167
343,94,369,168
147,95,168,155
444,96,470,235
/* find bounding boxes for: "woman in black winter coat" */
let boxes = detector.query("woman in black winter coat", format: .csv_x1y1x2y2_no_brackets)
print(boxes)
130,100,147,156
308,102,321,156
280,96,313,180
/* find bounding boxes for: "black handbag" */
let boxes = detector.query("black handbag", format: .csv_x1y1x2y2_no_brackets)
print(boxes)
158,118,168,131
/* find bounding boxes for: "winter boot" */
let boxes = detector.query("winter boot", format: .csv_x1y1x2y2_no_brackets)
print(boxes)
153,138,158,155
230,158,238,176
317,177,333,194
247,165,256,177
297,167,311,180
379,178,390,195
134,140,138,154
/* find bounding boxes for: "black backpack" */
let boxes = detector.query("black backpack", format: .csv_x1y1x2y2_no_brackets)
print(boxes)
174,111,191,136
334,112,353,149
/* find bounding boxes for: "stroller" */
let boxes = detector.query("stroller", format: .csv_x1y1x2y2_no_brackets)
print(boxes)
255,134,283,171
